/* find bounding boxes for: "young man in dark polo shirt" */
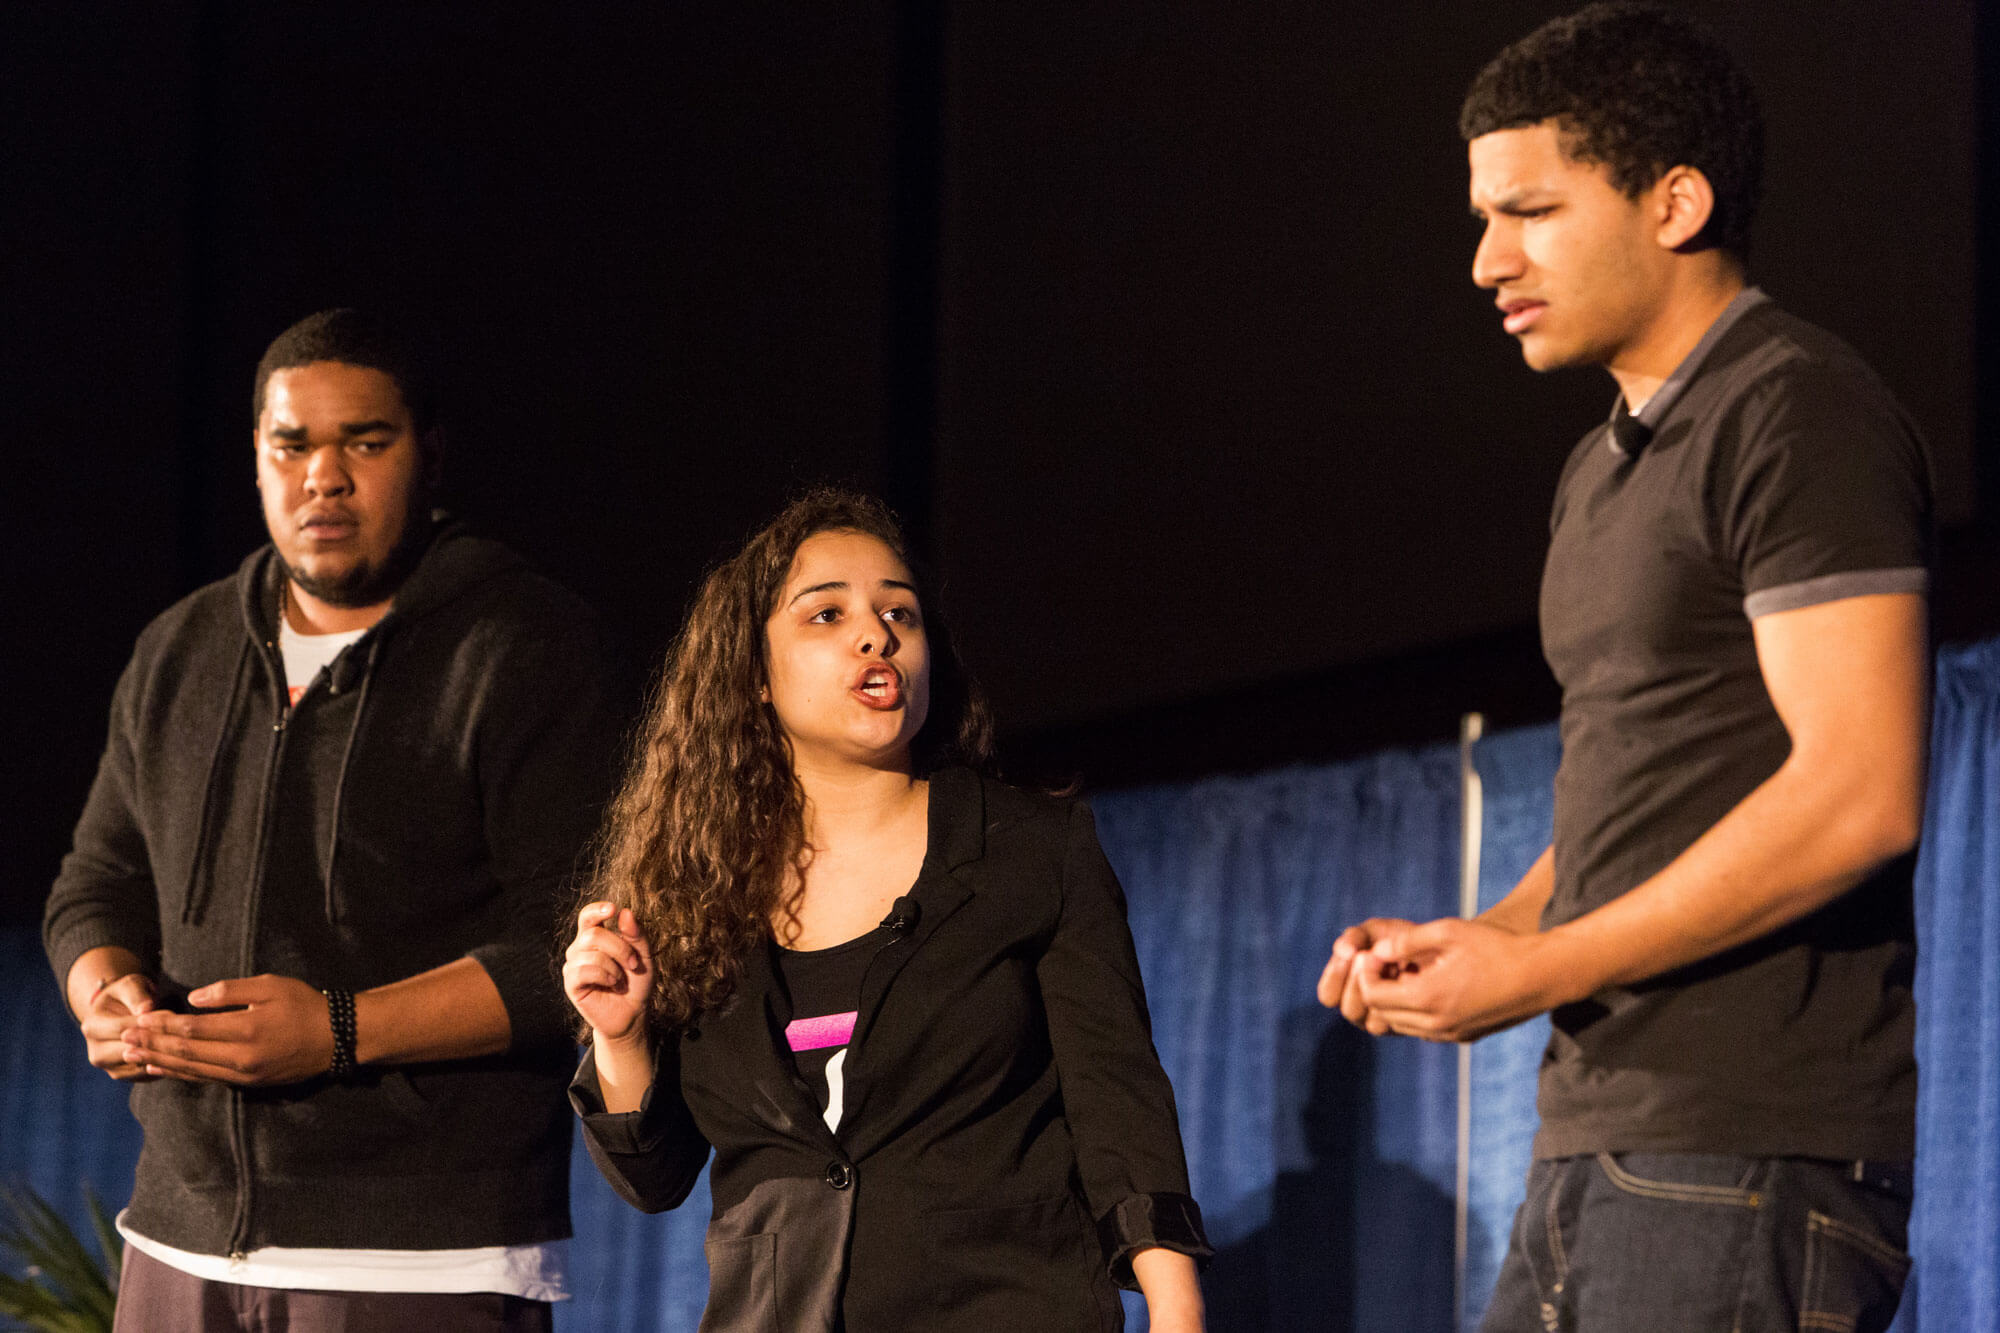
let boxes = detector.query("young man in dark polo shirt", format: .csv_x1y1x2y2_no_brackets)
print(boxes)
1316,6,1931,1330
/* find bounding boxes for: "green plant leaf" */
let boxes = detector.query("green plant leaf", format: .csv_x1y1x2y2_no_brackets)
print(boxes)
0,1182,118,1333
82,1189,120,1300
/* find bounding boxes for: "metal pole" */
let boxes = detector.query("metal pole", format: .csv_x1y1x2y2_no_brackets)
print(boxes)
1455,710,1485,1332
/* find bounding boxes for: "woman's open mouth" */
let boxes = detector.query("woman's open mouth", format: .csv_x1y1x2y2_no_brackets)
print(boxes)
852,664,903,710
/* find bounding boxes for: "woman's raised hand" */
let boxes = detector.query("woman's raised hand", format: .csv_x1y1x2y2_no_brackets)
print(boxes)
563,901,654,1045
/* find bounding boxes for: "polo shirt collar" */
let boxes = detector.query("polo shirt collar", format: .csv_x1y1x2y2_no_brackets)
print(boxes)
1607,285,1769,457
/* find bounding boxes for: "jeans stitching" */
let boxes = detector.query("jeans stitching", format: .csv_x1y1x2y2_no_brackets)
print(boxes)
1596,1152,1763,1206
1797,1208,1909,1333
1543,1166,1569,1288
1731,1160,1774,1333
1805,1210,1910,1272
1799,1205,1828,1333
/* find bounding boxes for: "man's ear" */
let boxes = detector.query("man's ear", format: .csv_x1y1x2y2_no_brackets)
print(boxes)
1654,164,1717,252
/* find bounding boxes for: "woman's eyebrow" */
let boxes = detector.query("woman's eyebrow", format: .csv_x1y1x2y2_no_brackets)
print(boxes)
786,580,847,608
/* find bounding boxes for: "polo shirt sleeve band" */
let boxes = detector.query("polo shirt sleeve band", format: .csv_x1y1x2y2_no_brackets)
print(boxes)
1743,566,1929,619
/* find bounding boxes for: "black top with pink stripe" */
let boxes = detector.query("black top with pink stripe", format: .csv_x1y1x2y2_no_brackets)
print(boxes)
774,928,888,1131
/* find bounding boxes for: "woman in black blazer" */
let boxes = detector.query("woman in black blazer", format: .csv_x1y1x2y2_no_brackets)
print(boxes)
562,491,1210,1331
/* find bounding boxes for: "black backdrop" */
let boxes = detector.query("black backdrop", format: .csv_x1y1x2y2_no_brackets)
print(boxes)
4,1,1990,924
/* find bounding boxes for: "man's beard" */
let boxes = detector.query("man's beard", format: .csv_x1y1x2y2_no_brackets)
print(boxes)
282,507,433,608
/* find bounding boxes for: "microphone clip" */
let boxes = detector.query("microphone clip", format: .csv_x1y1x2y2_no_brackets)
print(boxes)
879,896,921,935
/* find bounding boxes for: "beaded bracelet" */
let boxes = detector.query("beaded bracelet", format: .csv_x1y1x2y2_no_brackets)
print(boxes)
323,987,357,1078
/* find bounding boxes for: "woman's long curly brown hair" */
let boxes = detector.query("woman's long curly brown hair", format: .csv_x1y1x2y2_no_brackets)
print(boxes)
584,489,995,1036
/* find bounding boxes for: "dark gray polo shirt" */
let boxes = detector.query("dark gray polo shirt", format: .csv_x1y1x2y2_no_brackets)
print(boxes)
1534,289,1932,1160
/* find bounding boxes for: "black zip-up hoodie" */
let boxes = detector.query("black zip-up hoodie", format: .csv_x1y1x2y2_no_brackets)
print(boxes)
44,519,623,1255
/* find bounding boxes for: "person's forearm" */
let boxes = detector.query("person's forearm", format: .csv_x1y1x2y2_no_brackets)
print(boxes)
352,956,511,1064
1542,754,1920,1002
1131,1247,1204,1331
65,946,148,1022
1475,847,1554,935
591,1029,656,1115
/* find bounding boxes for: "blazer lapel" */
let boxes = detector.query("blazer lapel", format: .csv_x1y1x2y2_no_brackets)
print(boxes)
699,937,841,1152
703,769,990,1159
846,767,986,1062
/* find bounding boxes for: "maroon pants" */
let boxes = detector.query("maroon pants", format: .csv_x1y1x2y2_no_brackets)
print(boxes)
114,1247,555,1333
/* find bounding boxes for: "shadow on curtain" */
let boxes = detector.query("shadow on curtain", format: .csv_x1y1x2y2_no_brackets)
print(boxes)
1093,747,1463,1331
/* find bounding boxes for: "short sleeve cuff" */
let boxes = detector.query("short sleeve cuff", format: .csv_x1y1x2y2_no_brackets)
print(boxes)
1743,566,1928,619
1096,1191,1214,1290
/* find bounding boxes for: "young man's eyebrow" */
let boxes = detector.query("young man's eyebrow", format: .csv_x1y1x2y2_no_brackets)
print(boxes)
267,420,398,441
1482,191,1556,217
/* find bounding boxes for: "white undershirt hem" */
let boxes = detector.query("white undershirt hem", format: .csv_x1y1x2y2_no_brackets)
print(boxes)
117,1213,569,1301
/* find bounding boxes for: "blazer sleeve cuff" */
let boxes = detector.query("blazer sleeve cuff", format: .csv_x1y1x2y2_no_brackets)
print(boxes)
567,1045,668,1156
1096,1191,1215,1290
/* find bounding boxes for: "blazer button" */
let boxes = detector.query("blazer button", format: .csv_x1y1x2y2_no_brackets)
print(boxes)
824,1161,853,1190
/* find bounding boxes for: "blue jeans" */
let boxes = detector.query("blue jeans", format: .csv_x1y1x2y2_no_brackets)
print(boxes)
1478,1153,1912,1333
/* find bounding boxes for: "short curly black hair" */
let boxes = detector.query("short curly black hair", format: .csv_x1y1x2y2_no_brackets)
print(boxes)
1460,2,1762,258
252,308,439,442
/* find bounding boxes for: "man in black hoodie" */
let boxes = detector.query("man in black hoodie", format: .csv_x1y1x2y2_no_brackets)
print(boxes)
44,309,623,1331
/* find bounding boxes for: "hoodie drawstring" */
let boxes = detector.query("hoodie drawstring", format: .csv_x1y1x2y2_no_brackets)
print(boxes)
321,636,379,923
181,643,251,926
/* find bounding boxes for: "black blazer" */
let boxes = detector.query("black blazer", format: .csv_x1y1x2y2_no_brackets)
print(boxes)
573,768,1210,1332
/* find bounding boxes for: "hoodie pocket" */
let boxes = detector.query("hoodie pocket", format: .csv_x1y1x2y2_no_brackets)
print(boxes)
129,1078,236,1189
245,1070,440,1183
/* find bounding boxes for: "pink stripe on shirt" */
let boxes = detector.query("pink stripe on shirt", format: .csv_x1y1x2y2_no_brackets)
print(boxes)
785,1012,857,1052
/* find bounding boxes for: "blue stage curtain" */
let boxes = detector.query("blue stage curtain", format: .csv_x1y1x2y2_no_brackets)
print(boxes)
1902,636,2000,1332
561,1148,710,1331
1092,747,1463,1331
0,930,143,1240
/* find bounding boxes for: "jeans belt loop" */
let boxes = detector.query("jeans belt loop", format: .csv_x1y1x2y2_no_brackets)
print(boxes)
1851,1159,1914,1195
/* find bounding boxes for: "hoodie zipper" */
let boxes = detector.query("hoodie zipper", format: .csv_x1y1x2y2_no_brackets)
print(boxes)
225,637,292,1258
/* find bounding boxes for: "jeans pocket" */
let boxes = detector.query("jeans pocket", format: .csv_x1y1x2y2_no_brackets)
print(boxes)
1578,1155,1767,1332
1595,1152,1764,1207
1798,1210,1911,1333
